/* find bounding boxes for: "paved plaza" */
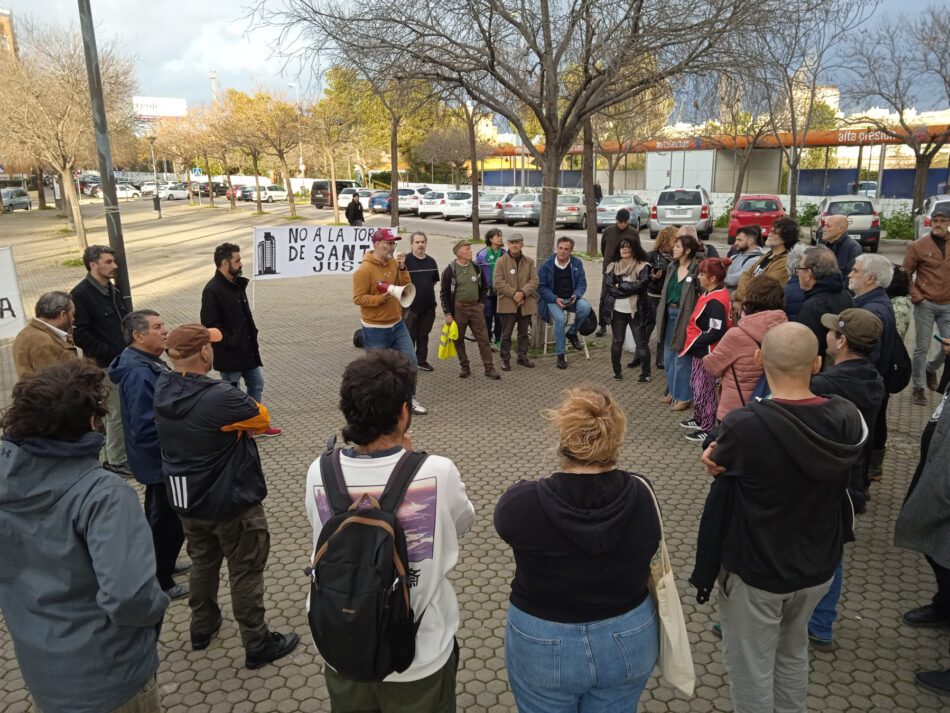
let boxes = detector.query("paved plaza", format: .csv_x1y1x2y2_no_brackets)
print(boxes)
0,199,947,712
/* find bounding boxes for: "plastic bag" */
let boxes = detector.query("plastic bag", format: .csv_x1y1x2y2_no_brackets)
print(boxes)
438,321,459,360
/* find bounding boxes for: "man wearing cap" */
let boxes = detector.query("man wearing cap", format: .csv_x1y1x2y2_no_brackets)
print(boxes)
903,206,950,405
353,228,428,414
493,233,538,370
538,236,592,369
108,309,188,601
200,242,281,436
440,239,501,379
804,308,884,652
597,209,641,336
153,324,300,670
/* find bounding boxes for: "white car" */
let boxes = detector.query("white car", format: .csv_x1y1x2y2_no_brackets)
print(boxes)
396,187,427,214
113,184,141,199
247,184,288,203
418,191,446,218
337,188,373,209
159,184,190,200
442,191,475,220
139,182,160,196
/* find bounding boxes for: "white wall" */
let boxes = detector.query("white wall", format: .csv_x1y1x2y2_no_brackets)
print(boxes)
645,150,716,191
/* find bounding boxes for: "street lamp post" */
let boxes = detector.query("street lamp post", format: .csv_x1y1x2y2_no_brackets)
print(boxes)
147,134,161,219
289,82,304,178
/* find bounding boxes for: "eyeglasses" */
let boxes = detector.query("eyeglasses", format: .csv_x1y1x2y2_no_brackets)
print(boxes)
795,267,811,272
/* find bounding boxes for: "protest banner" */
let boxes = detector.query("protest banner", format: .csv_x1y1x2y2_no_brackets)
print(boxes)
0,246,26,338
252,225,392,279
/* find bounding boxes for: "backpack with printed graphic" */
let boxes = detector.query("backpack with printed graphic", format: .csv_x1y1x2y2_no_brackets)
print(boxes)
306,437,427,682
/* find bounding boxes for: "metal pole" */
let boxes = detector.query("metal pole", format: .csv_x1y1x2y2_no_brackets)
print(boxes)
148,136,162,219
77,0,133,310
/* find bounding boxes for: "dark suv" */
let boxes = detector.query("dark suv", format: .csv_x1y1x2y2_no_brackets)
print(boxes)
311,179,357,208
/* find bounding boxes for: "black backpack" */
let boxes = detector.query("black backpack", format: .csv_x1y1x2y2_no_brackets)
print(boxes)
306,437,426,682
883,336,911,394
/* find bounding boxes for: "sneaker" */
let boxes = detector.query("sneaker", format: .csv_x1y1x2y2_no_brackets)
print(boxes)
163,583,190,601
173,561,192,575
418,362,434,372
568,332,583,351
255,427,282,437
627,357,641,369
245,631,300,670
913,387,927,405
903,604,950,627
927,369,939,392
638,374,652,383
916,668,950,697
102,461,133,477
612,372,623,380
557,354,567,369
712,622,722,639
680,418,701,429
595,328,607,337
808,629,836,653
191,616,222,651
410,399,428,415
685,430,708,442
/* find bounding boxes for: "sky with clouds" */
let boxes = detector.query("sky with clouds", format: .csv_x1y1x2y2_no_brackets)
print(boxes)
1,0,933,113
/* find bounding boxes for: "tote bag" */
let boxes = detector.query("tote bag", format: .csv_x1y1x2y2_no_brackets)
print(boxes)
631,474,696,696
438,321,459,360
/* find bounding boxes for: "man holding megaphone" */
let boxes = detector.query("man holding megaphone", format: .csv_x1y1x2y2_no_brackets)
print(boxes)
352,228,428,414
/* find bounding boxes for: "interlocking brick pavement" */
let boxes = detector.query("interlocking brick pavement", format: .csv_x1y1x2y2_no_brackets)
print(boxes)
0,201,947,712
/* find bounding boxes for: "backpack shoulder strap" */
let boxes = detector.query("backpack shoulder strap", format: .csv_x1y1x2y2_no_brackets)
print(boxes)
319,435,353,515
379,450,429,514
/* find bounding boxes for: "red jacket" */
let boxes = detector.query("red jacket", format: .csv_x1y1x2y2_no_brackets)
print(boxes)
681,288,732,358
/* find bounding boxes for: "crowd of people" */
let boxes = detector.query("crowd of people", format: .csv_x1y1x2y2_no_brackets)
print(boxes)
1,205,949,712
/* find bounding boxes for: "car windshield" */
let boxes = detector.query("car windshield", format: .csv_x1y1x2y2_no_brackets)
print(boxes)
426,192,445,200
373,191,390,197
447,192,471,200
511,194,539,202
557,195,581,204
600,195,632,205
828,201,873,216
397,189,415,196
480,194,505,202
657,190,701,206
737,199,780,212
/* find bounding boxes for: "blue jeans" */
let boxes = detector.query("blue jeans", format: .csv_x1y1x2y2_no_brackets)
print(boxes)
912,300,950,388
546,298,592,355
662,307,693,402
808,557,843,641
505,599,658,713
219,366,264,403
361,320,418,395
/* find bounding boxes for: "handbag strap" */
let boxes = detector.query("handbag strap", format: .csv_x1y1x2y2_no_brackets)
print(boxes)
730,365,746,407
630,473,671,569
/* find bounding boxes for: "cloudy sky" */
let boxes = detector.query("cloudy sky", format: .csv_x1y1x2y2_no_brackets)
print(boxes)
2,0,932,112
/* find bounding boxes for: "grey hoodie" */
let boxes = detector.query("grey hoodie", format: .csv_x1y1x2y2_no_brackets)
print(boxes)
0,432,168,713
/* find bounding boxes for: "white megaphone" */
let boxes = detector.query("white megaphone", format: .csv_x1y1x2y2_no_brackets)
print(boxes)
389,283,416,308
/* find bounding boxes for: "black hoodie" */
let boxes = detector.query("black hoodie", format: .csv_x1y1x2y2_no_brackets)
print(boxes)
690,395,866,602
494,470,660,623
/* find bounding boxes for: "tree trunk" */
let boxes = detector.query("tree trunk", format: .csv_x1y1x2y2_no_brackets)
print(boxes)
223,169,236,210
59,167,87,251
467,114,480,242
252,155,263,213
204,153,215,208
280,156,297,217
390,114,400,227
606,154,620,195
732,151,751,207
536,155,562,261
787,151,799,219
35,166,47,210
912,152,935,214
583,121,597,256
328,151,340,224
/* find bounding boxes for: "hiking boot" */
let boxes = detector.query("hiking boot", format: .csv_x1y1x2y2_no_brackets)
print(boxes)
568,332,583,351
557,354,567,369
501,360,511,371
927,369,939,391
191,616,222,651
517,356,535,368
485,367,501,380
245,631,300,670
913,387,927,405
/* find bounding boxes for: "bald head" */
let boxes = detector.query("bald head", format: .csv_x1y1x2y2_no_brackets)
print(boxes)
761,322,819,380
677,225,698,240
823,214,849,242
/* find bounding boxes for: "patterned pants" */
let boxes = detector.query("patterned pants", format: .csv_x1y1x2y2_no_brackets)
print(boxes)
691,356,719,432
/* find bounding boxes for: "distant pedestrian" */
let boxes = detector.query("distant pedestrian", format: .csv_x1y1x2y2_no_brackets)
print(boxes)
593,179,603,204
345,192,364,226
12,291,78,378
200,242,281,435
0,359,169,713
493,233,539,370
403,231,440,372
70,244,131,476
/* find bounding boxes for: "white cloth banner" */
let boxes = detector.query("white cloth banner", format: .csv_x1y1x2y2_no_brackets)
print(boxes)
0,246,26,338
252,225,387,280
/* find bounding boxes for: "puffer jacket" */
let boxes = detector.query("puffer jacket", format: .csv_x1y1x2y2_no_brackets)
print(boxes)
703,309,788,419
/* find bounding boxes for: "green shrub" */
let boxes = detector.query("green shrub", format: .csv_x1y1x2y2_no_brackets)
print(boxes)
797,203,820,227
880,208,914,240
713,199,733,229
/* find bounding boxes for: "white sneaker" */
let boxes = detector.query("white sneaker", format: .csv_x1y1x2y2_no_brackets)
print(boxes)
411,399,428,415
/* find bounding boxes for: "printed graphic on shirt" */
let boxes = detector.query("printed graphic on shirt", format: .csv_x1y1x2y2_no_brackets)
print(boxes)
312,476,437,561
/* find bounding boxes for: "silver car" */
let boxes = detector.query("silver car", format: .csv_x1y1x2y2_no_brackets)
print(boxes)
555,194,588,229
477,192,514,222
915,196,950,238
649,186,715,240
1,187,31,211
596,194,649,231
504,192,543,226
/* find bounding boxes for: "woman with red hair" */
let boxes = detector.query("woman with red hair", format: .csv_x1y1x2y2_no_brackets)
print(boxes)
680,257,732,442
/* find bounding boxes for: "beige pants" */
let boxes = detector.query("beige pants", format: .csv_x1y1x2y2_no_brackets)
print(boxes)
33,674,160,713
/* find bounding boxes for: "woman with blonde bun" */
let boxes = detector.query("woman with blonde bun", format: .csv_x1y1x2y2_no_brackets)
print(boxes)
494,388,662,713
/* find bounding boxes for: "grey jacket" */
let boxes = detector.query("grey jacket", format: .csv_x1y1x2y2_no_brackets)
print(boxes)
724,248,763,293
0,432,168,713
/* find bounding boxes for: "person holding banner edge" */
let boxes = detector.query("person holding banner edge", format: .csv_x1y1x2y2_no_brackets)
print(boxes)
353,228,428,415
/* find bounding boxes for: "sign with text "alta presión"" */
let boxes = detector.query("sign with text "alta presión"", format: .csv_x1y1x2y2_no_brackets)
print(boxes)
252,226,389,279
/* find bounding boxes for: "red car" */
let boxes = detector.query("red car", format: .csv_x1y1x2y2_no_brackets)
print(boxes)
727,194,785,242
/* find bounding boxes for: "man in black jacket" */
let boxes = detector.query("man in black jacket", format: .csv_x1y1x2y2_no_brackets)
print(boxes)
795,246,854,365
71,244,131,475
691,322,865,713
200,242,280,436
345,192,364,226
154,324,299,669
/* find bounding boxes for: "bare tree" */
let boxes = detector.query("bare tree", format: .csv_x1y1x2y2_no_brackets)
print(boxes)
760,0,879,217
843,6,950,212
307,94,360,223
414,126,472,188
252,0,784,260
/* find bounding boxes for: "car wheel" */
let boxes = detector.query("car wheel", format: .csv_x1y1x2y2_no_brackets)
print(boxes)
580,215,587,230
443,215,450,221
650,231,658,240
132,193,139,199
506,220,515,226
699,231,709,241
167,194,174,201
870,243,879,253
419,212,427,219
267,196,274,203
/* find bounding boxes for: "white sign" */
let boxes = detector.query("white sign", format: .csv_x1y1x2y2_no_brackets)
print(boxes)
133,96,187,119
0,246,26,338
253,226,386,279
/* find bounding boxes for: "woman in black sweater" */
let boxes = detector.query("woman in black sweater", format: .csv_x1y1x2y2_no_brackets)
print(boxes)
494,388,662,713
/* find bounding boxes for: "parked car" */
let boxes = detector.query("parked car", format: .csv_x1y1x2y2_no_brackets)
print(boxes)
1,187,31,211
649,186,715,240
226,184,246,200
139,181,162,196
197,182,228,197
503,192,543,226
245,184,288,203
727,194,785,242
856,180,878,197
336,188,373,209
80,176,100,195
443,191,475,220
369,190,392,213
397,187,426,214
159,183,190,200
311,179,357,208
418,191,447,218
809,195,881,252
477,192,514,222
555,194,588,229
914,196,950,238
595,194,649,231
